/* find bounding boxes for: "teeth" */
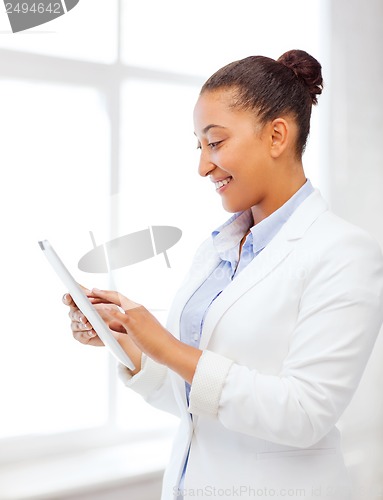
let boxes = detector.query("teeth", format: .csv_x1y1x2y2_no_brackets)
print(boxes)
215,177,232,189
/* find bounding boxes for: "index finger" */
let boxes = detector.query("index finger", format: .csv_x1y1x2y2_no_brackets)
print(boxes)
91,288,141,311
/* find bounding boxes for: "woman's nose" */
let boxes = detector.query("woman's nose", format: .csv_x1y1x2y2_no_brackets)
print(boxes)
197,149,215,177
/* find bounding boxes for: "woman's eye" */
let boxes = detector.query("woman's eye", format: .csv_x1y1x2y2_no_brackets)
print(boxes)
195,140,222,150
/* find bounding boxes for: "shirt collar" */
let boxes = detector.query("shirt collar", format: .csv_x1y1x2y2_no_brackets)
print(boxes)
211,178,314,263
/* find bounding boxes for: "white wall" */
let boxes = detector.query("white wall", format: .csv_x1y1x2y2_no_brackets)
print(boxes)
328,1,383,498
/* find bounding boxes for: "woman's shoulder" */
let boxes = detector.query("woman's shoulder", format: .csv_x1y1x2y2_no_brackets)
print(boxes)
305,207,383,264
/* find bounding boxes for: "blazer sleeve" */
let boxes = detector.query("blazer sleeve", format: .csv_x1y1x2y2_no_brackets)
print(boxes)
118,355,181,417
188,228,383,448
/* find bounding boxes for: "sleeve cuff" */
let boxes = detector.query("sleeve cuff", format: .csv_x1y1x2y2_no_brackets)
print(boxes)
188,350,234,417
118,354,168,400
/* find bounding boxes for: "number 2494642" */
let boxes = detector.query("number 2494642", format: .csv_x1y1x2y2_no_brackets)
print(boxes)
5,3,62,14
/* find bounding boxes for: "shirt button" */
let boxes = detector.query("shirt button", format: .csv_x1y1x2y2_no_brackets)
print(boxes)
193,333,199,342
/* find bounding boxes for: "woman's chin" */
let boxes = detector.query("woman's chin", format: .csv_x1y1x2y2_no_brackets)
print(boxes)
221,198,250,214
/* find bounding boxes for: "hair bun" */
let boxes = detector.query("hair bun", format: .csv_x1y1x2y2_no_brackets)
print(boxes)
277,49,323,105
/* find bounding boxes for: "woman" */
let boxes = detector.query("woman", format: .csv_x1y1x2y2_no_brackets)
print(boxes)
64,50,383,499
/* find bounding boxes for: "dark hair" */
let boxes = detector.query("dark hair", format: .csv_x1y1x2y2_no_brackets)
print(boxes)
200,49,323,156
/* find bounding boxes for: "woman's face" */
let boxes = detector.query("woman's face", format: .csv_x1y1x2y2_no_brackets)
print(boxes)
193,89,276,214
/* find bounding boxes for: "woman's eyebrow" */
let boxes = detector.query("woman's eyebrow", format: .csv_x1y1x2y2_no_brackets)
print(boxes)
194,124,227,136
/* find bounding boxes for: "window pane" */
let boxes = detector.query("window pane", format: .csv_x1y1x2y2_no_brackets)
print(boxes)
0,0,118,63
0,80,111,437
122,0,322,77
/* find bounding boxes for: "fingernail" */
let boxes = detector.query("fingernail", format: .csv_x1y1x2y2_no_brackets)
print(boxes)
88,331,96,338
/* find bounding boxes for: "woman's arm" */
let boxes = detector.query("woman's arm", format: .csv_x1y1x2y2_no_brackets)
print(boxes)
63,288,191,417
87,289,203,384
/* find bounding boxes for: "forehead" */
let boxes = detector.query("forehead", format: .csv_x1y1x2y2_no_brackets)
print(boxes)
193,89,258,134
193,90,233,123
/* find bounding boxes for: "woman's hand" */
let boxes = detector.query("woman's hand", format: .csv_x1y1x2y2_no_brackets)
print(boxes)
90,288,203,384
62,287,142,374
62,287,103,346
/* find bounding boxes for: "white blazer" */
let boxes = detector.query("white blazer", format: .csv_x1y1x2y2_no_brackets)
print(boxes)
119,189,383,499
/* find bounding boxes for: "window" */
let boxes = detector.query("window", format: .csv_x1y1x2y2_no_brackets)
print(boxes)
0,80,111,438
0,0,326,461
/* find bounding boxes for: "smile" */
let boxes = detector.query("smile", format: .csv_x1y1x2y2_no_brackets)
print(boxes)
215,177,232,190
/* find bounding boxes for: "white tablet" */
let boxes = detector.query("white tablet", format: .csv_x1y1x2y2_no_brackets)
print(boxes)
38,239,135,370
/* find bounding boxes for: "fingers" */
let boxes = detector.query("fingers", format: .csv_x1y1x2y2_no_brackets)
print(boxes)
62,284,93,307
72,326,101,345
79,284,92,294
62,291,100,344
70,309,102,344
69,307,97,338
91,288,141,311
92,303,127,333
69,312,92,331
64,295,87,324
62,292,73,306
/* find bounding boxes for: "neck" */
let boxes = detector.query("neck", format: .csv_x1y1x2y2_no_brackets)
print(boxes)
251,165,306,225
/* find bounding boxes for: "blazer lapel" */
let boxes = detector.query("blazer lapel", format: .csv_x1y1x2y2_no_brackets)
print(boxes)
199,189,329,350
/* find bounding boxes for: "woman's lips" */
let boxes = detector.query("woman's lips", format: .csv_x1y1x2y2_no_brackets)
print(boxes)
214,176,232,191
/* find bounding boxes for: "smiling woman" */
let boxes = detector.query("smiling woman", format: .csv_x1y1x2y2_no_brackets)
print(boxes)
65,49,383,500
194,51,322,218
5,2,376,499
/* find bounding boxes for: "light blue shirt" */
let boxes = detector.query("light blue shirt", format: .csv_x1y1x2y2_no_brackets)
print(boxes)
180,179,314,386
176,179,314,497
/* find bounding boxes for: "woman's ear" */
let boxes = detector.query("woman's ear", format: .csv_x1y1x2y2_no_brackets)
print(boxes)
270,118,289,158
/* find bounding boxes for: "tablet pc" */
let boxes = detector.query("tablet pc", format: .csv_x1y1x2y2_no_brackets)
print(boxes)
38,239,135,370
